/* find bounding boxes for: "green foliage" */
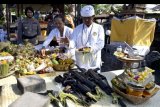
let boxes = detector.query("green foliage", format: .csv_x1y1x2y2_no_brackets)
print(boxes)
0,4,5,25
0,17,5,25
94,4,112,14
79,4,123,15
64,4,73,15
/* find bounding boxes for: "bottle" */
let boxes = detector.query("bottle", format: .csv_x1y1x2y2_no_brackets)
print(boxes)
117,45,122,52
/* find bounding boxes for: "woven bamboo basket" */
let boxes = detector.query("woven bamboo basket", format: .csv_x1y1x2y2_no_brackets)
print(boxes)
112,85,159,104
52,63,75,71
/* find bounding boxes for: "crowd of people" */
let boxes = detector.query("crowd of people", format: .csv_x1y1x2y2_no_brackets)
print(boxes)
5,5,151,72
1,5,160,82
1,5,107,71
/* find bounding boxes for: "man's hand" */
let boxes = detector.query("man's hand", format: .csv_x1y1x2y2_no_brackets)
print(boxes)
60,37,69,44
41,48,46,56
60,37,69,47
83,47,91,52
78,47,91,53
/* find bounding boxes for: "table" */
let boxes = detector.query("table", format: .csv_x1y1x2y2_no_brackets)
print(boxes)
0,70,160,107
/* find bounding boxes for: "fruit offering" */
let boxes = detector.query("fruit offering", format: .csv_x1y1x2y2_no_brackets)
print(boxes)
125,68,154,83
51,53,75,71
14,56,53,75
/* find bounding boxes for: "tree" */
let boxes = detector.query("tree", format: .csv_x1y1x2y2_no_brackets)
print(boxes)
94,4,112,14
64,4,73,14
0,4,5,25
79,4,123,15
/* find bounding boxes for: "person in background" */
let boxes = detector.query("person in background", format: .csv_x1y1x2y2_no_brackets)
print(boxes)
65,14,75,29
41,14,73,56
65,5,75,29
103,27,111,52
34,11,40,20
69,5,105,71
0,24,7,42
17,7,41,45
46,8,60,35
105,26,111,44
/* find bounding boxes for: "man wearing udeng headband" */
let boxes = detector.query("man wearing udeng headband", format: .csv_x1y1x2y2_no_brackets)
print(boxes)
69,5,105,71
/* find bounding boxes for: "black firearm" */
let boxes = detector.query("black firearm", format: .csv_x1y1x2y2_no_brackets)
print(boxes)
68,70,102,102
54,73,97,105
86,68,127,107
69,70,97,91
87,68,113,95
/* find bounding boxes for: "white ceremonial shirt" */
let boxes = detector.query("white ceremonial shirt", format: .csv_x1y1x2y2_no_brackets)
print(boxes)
69,22,105,70
42,26,73,48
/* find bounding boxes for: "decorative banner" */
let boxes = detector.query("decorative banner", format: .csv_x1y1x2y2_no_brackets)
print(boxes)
110,17,156,47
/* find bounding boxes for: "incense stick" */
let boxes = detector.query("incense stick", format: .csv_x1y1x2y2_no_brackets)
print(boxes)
124,41,134,51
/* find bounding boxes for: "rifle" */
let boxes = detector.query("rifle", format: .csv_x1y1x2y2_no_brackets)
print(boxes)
54,72,99,105
86,68,127,107
87,68,113,95
70,70,96,91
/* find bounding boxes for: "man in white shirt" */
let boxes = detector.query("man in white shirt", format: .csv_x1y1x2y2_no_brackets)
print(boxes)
69,5,105,70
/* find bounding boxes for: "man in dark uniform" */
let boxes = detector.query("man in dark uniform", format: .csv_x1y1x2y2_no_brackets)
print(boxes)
17,7,41,45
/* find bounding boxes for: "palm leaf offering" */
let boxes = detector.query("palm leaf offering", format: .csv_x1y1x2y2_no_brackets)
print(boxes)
0,60,9,76
0,41,11,51
112,47,160,104
0,41,76,77
0,51,14,77
51,54,75,71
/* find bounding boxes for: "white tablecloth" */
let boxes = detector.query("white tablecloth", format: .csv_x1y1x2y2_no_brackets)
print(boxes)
0,70,160,107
